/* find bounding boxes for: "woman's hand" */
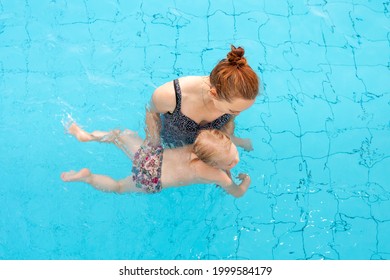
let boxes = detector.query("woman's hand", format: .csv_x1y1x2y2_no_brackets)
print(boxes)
239,138,253,152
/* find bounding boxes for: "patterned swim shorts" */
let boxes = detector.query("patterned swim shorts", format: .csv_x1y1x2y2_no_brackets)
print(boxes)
132,142,164,194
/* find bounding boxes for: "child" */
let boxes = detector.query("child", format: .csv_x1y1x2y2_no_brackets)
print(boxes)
61,123,251,198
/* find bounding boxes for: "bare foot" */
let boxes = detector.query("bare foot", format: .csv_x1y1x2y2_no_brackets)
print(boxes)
68,123,94,142
61,168,91,182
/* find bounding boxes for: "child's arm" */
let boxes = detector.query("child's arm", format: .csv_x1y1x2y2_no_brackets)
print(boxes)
204,168,251,198
216,172,251,198
221,117,253,151
196,162,251,198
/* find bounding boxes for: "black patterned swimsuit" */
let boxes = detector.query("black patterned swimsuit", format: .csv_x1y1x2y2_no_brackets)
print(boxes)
161,79,232,148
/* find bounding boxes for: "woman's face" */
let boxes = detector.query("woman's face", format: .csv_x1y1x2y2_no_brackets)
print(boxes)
211,94,255,116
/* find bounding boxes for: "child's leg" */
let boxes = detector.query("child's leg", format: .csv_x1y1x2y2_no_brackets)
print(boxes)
113,129,144,159
68,123,117,142
68,123,144,159
61,168,144,193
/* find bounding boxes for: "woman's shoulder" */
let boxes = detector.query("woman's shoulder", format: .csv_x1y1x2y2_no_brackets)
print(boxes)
178,76,206,98
154,76,200,94
152,80,176,113
152,76,204,112
178,76,204,87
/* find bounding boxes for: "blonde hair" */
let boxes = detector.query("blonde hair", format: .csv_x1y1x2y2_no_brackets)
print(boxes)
192,129,232,166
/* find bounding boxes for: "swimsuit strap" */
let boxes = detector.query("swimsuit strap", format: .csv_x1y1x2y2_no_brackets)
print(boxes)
172,79,182,112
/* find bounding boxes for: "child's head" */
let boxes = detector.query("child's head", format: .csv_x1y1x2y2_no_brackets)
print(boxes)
192,129,239,170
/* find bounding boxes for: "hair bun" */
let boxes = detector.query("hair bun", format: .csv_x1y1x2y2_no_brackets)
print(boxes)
227,45,247,67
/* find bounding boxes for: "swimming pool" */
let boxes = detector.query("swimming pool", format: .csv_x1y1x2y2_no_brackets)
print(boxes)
0,0,389,260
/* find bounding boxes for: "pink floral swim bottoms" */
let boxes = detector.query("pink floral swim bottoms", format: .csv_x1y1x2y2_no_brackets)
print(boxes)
132,142,163,193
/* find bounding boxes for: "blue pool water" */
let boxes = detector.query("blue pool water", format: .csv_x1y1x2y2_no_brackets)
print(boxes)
0,0,389,260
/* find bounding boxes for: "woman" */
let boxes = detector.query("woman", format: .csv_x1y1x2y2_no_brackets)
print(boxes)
145,45,260,149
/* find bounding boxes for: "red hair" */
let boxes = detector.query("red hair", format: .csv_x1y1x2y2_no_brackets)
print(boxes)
209,45,259,102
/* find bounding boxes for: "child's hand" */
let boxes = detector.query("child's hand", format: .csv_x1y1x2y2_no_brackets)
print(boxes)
236,173,251,194
240,138,253,152
237,173,251,184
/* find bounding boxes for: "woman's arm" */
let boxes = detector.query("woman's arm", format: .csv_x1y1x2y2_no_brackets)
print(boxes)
221,117,253,151
145,100,162,146
145,81,176,145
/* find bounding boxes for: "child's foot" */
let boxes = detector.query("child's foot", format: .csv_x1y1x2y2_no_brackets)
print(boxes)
61,168,91,182
68,123,94,142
